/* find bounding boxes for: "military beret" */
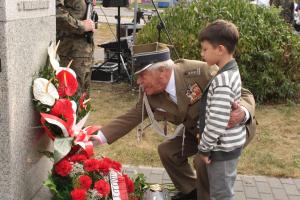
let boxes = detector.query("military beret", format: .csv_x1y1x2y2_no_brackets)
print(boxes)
132,42,171,74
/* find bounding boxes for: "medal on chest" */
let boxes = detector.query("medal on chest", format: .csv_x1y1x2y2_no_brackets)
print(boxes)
185,83,202,105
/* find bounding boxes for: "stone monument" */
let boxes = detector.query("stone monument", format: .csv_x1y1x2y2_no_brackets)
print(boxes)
0,0,55,199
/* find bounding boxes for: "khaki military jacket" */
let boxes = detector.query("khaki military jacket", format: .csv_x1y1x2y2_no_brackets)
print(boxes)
56,0,93,57
102,59,256,146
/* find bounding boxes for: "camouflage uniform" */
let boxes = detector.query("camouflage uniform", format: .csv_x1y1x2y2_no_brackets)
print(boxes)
56,0,94,94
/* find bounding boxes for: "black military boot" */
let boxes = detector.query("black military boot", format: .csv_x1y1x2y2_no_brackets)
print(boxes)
171,189,197,200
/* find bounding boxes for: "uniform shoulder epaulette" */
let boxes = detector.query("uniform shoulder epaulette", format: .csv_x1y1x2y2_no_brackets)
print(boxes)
174,59,185,64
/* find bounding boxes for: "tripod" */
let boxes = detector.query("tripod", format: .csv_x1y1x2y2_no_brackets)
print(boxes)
93,6,131,84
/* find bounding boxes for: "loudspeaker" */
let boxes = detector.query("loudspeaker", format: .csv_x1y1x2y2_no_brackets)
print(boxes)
102,0,129,7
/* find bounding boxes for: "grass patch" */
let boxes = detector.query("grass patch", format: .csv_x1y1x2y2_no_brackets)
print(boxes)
88,82,300,178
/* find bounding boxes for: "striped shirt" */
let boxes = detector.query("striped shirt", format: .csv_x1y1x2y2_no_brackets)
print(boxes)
198,68,246,154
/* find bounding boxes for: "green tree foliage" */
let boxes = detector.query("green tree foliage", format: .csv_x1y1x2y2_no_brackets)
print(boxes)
137,0,300,103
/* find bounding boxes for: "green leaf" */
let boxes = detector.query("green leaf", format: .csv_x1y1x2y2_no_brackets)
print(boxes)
43,178,59,195
53,137,73,163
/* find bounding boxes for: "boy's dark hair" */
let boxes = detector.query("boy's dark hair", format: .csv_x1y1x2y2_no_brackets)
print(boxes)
199,19,239,53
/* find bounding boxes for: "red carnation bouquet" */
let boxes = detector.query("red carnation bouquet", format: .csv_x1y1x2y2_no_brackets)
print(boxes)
32,42,142,200
45,152,137,200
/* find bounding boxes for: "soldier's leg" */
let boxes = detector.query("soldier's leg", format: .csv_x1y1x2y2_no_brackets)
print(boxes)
193,155,210,200
71,57,93,94
157,134,198,193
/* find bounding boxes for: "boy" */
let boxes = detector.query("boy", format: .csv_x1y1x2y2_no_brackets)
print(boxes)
197,19,246,200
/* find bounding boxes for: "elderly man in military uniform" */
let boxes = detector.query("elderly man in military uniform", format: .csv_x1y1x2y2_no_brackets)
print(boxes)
93,43,256,200
56,0,96,93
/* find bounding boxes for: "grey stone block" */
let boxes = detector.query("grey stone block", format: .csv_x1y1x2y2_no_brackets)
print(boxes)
283,184,300,196
0,23,6,73
148,167,165,184
280,178,295,185
162,171,171,181
126,172,137,179
294,179,300,190
236,175,241,181
32,187,52,200
162,179,172,184
125,166,161,183
148,173,163,184
288,195,300,200
137,166,152,173
242,176,256,187
151,167,164,175
256,181,272,194
244,186,260,199
259,193,274,200
0,7,5,22
5,0,55,21
234,191,246,200
137,165,152,169
0,6,55,199
234,180,244,192
137,166,152,179
268,177,283,188
272,188,288,200
254,176,267,182
26,155,52,199
123,167,138,178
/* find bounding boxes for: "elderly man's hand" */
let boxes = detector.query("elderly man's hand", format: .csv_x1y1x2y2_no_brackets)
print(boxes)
90,130,106,146
227,102,245,129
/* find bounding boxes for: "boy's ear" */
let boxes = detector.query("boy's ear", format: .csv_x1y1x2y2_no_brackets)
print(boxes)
218,45,227,54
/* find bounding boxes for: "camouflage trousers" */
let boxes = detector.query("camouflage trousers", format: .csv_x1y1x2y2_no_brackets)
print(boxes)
59,55,93,94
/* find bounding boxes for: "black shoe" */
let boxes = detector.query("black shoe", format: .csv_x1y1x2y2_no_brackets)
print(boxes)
171,189,197,200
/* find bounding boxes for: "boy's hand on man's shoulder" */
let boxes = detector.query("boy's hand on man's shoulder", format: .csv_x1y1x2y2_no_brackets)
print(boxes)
227,102,245,128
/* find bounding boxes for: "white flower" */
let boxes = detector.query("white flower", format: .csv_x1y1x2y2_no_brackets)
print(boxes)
48,41,77,78
70,163,84,178
88,189,102,200
47,41,60,71
33,78,59,106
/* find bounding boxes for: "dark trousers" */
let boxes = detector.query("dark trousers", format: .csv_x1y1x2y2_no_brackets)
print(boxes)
158,133,210,200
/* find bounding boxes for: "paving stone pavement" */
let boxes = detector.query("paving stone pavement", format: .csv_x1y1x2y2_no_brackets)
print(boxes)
123,166,300,200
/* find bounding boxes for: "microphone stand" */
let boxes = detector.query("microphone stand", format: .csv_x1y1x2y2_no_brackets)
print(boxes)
150,0,180,59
